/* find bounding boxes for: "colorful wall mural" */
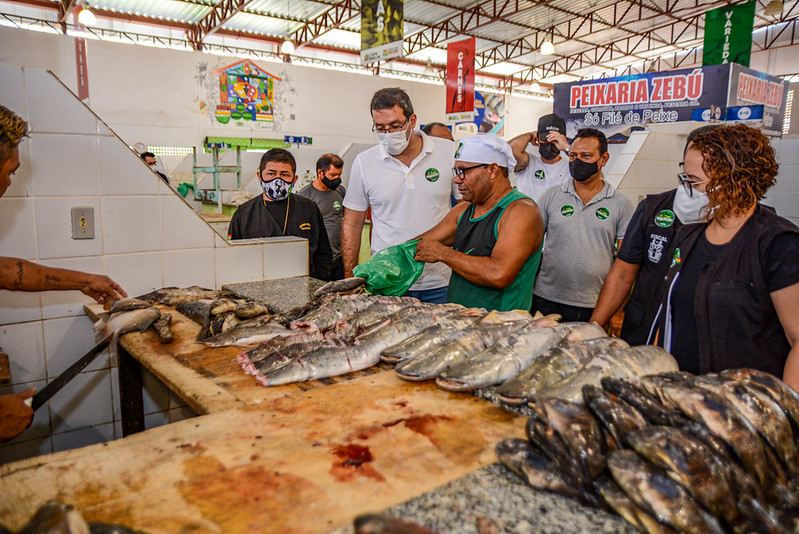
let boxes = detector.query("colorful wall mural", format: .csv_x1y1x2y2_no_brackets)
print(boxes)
211,60,280,124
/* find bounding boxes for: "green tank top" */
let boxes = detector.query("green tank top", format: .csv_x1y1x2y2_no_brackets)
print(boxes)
447,189,542,311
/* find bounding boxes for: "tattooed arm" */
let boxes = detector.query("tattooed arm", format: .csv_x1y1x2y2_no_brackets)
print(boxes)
0,257,127,303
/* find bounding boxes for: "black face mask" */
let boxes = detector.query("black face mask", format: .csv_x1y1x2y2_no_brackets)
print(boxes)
569,158,600,182
539,143,560,160
321,175,341,190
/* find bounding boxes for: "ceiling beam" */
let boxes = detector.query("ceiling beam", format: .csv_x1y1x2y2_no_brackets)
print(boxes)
186,0,255,51
290,0,360,46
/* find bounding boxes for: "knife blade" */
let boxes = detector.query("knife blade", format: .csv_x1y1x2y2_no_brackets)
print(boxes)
29,333,114,411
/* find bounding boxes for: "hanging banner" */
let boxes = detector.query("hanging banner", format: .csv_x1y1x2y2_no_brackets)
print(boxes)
553,63,789,139
445,37,475,123
361,0,404,65
703,1,755,67
727,63,789,137
72,7,89,103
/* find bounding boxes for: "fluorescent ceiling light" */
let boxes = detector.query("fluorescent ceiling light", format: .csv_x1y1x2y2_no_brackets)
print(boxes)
280,40,295,55
78,7,97,26
541,40,554,55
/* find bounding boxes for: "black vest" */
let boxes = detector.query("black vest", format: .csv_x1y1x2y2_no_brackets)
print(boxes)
656,204,799,377
621,189,681,345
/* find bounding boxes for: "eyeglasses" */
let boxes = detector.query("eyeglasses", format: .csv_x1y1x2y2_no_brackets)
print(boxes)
372,117,410,134
676,172,709,197
453,163,487,179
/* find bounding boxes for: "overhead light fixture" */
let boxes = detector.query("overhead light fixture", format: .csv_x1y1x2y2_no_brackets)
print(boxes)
540,40,554,55
764,0,783,16
531,81,541,93
424,58,435,74
78,6,97,26
280,39,295,55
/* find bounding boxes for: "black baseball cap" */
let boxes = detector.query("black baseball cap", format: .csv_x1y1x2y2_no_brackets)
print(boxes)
538,113,566,136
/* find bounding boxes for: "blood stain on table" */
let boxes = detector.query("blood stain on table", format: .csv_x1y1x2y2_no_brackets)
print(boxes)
330,443,386,483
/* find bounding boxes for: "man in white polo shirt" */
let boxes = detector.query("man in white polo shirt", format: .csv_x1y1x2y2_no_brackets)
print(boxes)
533,127,634,322
341,87,458,303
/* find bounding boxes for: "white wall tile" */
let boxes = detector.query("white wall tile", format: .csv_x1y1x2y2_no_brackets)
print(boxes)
0,321,46,384
25,69,96,135
162,249,215,288
29,134,99,196
762,190,799,219
101,196,161,254
215,234,230,248
103,252,163,298
0,290,42,325
169,390,187,409
98,136,160,196
214,244,264,287
5,138,33,198
49,368,113,433
264,239,308,280
142,368,169,415
0,197,37,259
38,256,105,319
160,194,215,250
52,423,115,453
774,139,799,166
0,436,53,463
0,379,49,441
43,315,109,378
34,197,103,259
0,64,27,121
145,410,169,430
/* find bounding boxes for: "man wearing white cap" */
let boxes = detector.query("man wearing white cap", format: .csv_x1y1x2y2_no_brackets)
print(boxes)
414,135,544,311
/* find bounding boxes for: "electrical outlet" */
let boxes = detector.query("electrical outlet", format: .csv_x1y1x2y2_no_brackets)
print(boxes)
71,207,94,239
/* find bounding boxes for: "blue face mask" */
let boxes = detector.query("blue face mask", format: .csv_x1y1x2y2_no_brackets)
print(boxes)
262,178,292,201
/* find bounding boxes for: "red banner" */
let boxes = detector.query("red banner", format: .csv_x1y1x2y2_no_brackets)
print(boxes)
446,37,475,122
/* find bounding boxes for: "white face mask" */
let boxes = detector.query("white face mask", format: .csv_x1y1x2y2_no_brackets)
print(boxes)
673,184,710,224
376,127,411,155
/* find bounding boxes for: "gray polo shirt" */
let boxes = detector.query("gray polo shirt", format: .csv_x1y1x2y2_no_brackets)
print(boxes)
534,179,634,307
297,183,346,258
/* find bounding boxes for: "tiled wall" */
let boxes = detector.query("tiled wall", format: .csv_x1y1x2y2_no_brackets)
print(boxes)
0,66,309,463
765,137,799,227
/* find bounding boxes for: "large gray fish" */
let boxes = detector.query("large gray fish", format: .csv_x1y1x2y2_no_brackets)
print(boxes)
95,298,153,322
595,477,679,534
534,346,679,404
608,450,726,534
659,382,789,504
151,312,174,344
394,310,532,382
239,331,326,363
625,426,742,525
237,339,334,380
600,377,688,427
262,308,451,385
582,384,647,448
495,438,580,499
202,322,292,347
329,301,413,341
436,324,574,391
693,374,799,474
497,337,628,405
291,295,408,332
93,306,161,361
233,300,272,319
639,371,697,406
313,276,366,300
721,368,799,432
175,298,215,325
137,286,231,306
380,308,486,363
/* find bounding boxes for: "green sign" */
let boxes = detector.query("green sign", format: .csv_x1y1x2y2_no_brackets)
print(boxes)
561,205,574,217
425,168,440,182
703,1,755,67
595,207,609,220
655,210,675,227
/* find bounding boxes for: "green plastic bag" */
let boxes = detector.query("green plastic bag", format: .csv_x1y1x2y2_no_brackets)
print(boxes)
353,239,424,296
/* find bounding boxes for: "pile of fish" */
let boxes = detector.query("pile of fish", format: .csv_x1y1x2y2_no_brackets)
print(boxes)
497,369,799,533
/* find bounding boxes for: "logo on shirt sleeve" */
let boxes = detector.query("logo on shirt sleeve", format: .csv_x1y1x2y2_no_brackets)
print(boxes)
333,201,343,212
425,168,440,182
534,170,546,180
595,207,610,220
655,210,675,227
299,222,311,230
560,205,574,216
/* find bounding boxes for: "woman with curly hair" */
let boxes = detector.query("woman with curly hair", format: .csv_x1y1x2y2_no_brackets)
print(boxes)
652,124,799,389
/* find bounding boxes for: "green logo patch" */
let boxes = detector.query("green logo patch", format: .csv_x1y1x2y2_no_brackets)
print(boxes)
561,205,574,217
454,143,463,159
425,168,440,183
596,207,610,220
534,170,546,180
333,200,343,212
655,209,675,227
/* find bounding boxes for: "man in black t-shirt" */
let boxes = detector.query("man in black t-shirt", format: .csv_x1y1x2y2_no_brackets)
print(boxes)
228,148,333,281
